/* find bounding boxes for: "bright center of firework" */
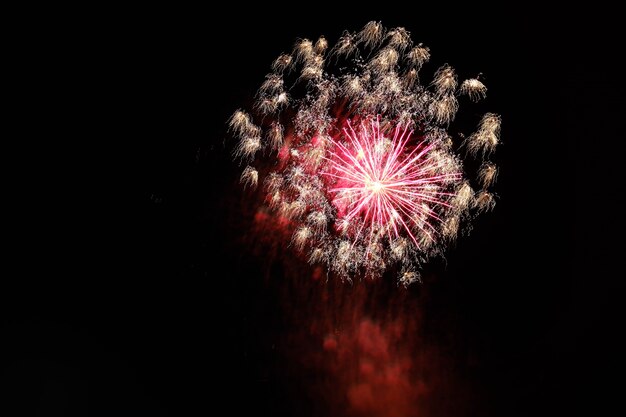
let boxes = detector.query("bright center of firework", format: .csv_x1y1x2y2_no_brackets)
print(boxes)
366,180,384,193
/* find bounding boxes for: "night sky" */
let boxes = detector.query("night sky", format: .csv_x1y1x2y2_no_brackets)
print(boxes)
4,5,624,416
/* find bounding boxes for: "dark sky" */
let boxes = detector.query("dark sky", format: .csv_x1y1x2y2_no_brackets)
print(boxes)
4,4,624,417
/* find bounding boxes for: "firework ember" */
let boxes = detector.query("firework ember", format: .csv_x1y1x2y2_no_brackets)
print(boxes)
228,21,501,284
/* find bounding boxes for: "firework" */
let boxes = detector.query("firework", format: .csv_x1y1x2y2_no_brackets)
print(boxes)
228,21,501,284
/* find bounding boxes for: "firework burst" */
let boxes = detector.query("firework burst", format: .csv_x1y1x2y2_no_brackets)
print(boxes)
228,21,501,285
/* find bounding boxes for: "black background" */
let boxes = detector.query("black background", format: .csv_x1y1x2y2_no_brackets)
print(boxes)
3,4,624,416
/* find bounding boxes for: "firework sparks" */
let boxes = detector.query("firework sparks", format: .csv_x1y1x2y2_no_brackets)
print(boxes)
228,21,501,284
324,117,460,251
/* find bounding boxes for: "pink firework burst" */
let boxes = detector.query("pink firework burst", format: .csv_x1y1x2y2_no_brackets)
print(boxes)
228,21,501,285
324,117,461,250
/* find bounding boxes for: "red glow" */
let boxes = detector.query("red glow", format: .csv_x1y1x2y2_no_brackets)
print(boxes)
244,198,478,417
